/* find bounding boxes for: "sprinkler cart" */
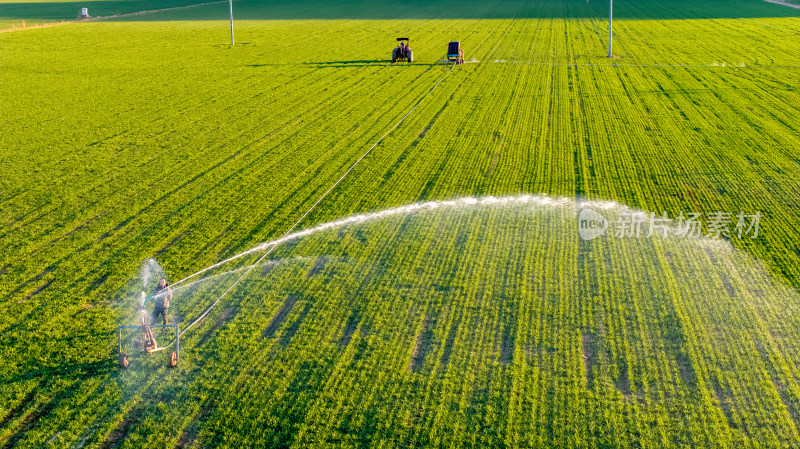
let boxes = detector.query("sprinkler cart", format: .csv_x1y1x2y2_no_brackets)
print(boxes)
437,41,464,65
117,316,179,368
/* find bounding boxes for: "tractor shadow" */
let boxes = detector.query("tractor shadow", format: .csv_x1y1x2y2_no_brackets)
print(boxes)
248,61,391,68
301,60,390,68
296,60,440,68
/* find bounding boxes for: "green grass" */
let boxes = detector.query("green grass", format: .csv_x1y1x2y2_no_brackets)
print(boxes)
0,0,216,30
2,0,800,447
4,0,800,30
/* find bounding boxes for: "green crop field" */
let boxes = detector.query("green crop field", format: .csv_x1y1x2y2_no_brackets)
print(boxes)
2,0,800,447
0,0,215,30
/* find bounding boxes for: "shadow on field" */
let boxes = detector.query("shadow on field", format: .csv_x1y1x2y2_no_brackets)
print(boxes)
3,0,800,27
307,60,386,65
296,60,443,68
247,60,395,68
1,359,114,384
300,60,391,68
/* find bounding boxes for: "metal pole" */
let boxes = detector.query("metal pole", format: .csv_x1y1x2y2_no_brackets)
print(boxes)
228,0,234,46
608,0,613,58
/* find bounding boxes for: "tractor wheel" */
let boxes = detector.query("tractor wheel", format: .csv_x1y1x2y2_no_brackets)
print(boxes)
391,48,397,63
118,353,129,369
168,351,178,367
408,50,413,63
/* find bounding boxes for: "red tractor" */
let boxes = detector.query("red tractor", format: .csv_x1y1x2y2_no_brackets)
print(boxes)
392,37,413,63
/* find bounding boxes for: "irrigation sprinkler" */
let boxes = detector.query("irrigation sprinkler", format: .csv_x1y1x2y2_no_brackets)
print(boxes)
228,0,234,46
117,320,179,368
608,0,613,58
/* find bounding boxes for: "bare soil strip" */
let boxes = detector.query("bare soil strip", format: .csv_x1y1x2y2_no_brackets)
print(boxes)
408,313,436,373
339,313,360,348
196,306,238,346
581,332,598,390
306,256,327,279
260,294,298,340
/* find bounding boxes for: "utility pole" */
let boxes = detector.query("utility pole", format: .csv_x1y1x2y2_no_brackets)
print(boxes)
608,0,613,58
229,0,234,46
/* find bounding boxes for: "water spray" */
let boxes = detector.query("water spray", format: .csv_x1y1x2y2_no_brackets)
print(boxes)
172,195,572,288
174,195,572,336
